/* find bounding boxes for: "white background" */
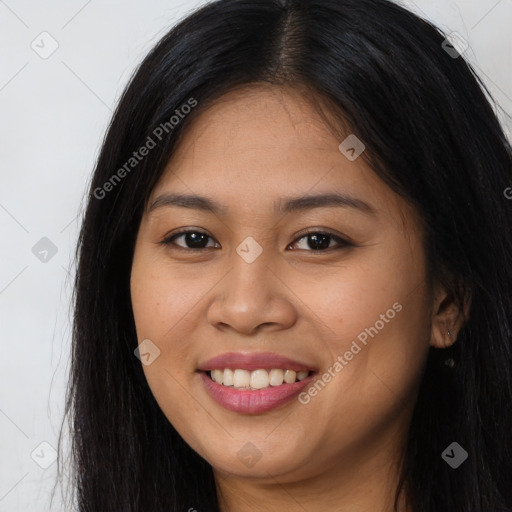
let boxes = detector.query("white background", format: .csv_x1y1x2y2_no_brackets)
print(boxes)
0,1,511,510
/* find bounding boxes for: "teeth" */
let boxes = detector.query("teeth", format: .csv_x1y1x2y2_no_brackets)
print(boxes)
223,368,234,386
233,369,250,388
209,368,311,390
283,370,296,383
250,369,269,389
269,369,284,386
213,369,224,384
296,371,308,381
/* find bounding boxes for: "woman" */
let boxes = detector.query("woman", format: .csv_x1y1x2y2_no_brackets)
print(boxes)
55,0,512,510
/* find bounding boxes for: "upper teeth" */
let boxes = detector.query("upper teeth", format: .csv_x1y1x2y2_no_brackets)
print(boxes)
210,369,309,389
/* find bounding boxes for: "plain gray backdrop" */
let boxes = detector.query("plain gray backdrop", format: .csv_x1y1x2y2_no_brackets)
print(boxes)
0,0,511,510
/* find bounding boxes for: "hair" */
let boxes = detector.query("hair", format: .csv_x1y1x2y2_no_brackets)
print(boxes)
53,0,512,510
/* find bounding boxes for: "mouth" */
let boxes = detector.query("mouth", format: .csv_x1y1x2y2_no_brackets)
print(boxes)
206,368,314,389
197,352,318,414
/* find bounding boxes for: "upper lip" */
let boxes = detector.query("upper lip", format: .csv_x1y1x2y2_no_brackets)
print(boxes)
197,351,317,372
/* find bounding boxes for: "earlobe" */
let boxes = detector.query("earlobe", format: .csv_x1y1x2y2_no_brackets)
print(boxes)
430,318,458,349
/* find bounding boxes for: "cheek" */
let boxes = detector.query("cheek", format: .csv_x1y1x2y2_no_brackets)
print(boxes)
130,248,194,382
130,249,212,341
130,249,206,434
130,247,226,412
291,246,430,409
290,249,427,349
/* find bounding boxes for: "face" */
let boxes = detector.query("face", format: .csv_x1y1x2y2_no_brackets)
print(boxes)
130,84,437,484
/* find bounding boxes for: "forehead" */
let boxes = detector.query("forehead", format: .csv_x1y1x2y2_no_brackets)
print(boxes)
148,84,415,229
173,84,345,158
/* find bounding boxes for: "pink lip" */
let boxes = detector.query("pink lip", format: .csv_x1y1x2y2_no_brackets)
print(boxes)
199,371,316,414
197,351,317,372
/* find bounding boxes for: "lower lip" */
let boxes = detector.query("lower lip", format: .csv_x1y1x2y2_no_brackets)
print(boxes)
199,371,315,414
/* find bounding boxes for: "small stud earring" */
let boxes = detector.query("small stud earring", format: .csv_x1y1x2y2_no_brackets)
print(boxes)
444,358,455,368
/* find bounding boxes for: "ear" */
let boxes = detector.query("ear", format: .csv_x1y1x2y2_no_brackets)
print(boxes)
430,280,471,349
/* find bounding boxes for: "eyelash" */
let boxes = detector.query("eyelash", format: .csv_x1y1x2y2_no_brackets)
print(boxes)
159,229,353,253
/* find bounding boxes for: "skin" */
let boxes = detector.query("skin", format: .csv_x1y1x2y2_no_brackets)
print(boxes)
130,84,466,512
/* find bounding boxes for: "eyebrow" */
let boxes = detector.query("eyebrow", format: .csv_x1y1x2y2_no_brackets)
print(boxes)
148,192,377,216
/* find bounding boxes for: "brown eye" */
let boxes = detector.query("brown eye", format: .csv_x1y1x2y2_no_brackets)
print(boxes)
160,229,352,253
161,230,219,250
289,232,351,251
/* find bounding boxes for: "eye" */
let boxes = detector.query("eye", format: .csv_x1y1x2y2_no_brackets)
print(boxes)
288,231,352,252
160,229,352,252
160,229,219,251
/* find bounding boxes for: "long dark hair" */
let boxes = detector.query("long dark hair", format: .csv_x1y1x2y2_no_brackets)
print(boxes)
54,0,512,510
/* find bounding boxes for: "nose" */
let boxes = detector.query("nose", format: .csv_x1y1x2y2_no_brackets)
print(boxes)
206,247,297,336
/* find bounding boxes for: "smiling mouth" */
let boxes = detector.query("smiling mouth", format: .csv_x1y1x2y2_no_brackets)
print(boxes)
196,351,318,412
199,369,317,414
206,368,315,390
